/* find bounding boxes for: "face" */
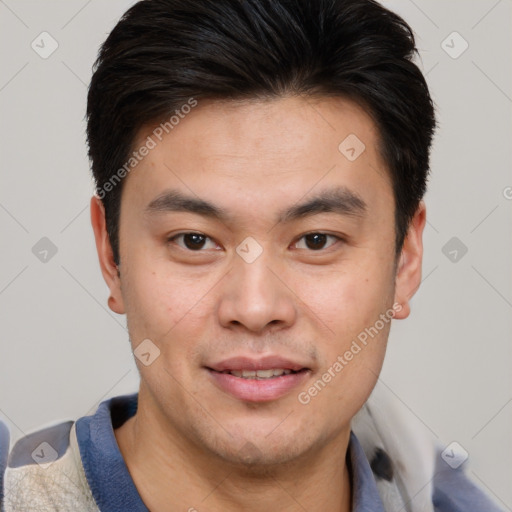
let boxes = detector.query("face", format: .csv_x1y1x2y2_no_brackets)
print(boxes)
91,95,425,468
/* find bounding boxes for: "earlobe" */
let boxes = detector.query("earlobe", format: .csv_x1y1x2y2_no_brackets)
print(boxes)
90,195,125,315
393,201,426,320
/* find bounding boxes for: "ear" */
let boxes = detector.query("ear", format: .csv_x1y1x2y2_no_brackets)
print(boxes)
393,201,426,320
90,195,125,315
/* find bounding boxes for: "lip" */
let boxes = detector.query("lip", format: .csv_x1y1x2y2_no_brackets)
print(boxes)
207,355,308,372
205,355,311,402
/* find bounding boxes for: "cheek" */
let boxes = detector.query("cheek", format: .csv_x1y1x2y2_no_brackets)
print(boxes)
121,256,216,358
292,257,394,338
293,259,393,401
300,317,390,424
120,252,178,337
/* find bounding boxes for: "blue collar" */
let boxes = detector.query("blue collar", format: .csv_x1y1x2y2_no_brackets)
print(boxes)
76,393,385,511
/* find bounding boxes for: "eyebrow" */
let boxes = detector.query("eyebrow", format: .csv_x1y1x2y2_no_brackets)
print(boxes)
144,186,367,224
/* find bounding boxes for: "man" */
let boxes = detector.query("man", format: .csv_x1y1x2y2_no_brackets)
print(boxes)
0,0,504,510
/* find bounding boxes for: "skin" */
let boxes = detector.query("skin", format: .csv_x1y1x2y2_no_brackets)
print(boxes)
90,95,426,511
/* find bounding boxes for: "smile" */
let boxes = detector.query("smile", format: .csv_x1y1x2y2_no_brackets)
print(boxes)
220,368,295,379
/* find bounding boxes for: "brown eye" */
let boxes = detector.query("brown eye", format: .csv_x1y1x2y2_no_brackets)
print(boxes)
168,232,218,251
294,233,340,251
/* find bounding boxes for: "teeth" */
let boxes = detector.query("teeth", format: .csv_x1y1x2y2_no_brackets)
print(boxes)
229,369,293,379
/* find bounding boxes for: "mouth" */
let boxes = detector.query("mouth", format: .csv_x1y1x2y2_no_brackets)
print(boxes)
205,356,311,402
217,368,299,379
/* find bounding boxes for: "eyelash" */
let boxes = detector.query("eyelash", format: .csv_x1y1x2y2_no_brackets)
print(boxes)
167,232,344,252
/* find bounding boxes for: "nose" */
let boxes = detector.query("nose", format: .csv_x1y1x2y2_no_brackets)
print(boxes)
217,248,297,334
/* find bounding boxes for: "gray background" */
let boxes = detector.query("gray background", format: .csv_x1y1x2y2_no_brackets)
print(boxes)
0,0,511,507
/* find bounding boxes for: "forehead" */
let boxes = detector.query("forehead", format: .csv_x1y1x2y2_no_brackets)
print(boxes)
123,95,392,220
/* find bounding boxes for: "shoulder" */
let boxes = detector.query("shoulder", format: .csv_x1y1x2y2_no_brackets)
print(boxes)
2,419,99,512
432,448,505,512
352,382,506,512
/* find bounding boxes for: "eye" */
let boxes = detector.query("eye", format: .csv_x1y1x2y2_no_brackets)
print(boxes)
293,232,341,251
168,232,219,251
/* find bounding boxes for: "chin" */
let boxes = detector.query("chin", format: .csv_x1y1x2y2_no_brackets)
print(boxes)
215,440,306,473
197,419,321,471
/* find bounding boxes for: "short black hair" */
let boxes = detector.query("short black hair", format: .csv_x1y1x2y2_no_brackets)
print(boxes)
86,0,436,267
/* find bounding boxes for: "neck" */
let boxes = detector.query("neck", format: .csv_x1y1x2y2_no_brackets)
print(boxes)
114,391,352,512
